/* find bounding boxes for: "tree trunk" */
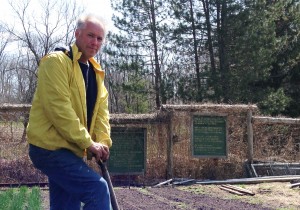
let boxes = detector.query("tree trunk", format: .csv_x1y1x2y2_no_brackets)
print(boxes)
150,0,161,108
202,0,217,76
217,0,229,102
189,0,202,101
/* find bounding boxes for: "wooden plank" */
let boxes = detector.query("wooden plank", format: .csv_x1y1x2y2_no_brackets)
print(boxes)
167,111,174,178
153,179,173,187
219,186,245,196
290,182,300,188
252,116,300,124
247,110,253,163
196,175,300,185
222,184,255,196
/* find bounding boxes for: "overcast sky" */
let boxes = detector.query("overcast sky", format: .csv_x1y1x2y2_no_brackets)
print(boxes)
0,0,113,26
0,0,114,52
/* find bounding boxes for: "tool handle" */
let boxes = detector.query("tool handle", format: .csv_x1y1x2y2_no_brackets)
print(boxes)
98,161,120,210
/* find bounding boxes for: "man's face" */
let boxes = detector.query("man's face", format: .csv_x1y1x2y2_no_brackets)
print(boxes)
75,20,105,62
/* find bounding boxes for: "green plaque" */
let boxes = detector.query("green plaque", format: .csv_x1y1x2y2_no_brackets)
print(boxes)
192,115,227,157
108,127,146,174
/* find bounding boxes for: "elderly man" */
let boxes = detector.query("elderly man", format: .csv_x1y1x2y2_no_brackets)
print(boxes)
27,14,112,210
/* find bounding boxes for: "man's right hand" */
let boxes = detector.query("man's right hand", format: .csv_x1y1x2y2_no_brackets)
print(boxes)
87,142,110,162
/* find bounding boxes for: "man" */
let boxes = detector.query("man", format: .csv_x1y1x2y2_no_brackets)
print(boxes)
27,14,112,210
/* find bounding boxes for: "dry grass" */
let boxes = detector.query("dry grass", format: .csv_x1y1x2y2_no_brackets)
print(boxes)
180,182,300,210
248,182,299,209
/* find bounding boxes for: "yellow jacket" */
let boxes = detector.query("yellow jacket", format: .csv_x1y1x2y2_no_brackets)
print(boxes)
27,44,112,157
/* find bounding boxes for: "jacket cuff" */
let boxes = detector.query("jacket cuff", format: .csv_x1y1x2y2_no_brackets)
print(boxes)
79,139,93,150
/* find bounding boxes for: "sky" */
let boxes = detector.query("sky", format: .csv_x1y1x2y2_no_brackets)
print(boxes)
0,0,113,28
78,0,114,29
0,0,114,52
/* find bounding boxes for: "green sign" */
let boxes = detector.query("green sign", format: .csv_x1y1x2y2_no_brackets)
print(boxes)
108,127,146,174
192,115,227,157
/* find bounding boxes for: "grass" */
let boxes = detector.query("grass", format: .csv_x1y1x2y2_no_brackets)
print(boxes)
0,186,42,210
179,183,300,210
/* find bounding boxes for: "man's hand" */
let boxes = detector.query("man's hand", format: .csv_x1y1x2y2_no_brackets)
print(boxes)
88,142,110,162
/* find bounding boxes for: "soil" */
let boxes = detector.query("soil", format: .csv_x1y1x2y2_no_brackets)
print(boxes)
114,187,270,210
41,182,300,210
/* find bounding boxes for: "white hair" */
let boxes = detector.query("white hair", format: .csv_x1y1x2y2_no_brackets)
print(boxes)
76,13,109,40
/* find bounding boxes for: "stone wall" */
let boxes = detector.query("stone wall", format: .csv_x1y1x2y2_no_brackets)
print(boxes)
1,103,299,184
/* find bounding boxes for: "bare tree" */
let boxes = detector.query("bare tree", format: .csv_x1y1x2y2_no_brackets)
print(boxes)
0,24,12,103
1,0,83,104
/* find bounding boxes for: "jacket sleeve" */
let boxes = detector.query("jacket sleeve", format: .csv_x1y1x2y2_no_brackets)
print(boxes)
37,54,93,149
93,78,112,148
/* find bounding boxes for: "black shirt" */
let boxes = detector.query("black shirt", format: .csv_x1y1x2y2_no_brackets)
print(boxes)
78,61,98,131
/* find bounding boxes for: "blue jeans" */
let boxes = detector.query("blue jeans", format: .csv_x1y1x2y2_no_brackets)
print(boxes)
29,144,110,210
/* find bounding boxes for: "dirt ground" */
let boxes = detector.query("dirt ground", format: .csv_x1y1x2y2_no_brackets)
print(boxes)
41,182,300,210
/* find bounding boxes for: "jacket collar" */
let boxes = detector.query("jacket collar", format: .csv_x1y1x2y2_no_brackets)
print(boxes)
71,43,105,75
